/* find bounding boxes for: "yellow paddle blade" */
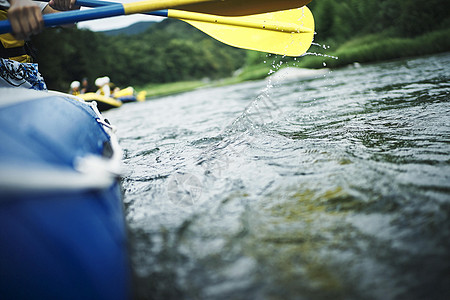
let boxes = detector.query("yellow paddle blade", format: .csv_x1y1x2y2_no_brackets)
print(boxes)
174,0,313,16
168,7,315,57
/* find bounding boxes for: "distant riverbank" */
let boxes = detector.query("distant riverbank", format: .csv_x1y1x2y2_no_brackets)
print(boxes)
298,28,450,68
138,28,450,99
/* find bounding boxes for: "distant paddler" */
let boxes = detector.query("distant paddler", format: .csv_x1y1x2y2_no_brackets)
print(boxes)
69,80,80,95
95,76,111,97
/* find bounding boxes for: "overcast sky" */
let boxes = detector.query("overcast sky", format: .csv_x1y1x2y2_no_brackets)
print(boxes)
76,0,165,32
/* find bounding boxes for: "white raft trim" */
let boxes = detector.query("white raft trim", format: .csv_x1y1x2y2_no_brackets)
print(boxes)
0,150,122,193
0,163,115,192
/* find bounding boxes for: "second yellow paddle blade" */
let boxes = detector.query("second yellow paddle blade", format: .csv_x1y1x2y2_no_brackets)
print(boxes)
171,7,315,57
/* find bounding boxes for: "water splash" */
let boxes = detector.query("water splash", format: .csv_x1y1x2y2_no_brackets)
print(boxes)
305,42,339,61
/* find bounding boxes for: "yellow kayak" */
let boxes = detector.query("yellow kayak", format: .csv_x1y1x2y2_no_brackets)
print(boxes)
78,88,146,112
78,93,122,111
114,87,147,103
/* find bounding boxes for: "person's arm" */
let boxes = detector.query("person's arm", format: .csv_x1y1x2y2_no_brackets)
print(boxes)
42,0,80,29
7,0,43,40
7,0,78,39
47,0,76,11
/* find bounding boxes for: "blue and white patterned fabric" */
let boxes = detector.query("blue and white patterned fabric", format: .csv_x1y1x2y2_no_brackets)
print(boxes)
0,0,9,9
0,58,47,90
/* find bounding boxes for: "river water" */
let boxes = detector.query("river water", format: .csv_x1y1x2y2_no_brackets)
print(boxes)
105,53,450,300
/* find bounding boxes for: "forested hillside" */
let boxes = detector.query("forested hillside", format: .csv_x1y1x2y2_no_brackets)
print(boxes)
309,0,449,41
32,0,450,91
101,21,157,36
32,19,246,90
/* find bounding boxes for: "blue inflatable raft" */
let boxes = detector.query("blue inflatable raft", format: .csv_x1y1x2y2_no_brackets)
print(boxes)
0,88,132,300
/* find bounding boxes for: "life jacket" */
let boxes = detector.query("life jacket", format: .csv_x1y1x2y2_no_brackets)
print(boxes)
0,9,35,63
97,85,111,97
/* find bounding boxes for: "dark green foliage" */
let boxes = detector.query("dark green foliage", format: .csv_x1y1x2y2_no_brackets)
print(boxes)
309,0,450,42
32,19,246,91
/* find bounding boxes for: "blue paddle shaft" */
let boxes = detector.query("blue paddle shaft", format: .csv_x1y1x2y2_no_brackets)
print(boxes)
70,0,168,17
0,0,168,34
77,0,167,16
